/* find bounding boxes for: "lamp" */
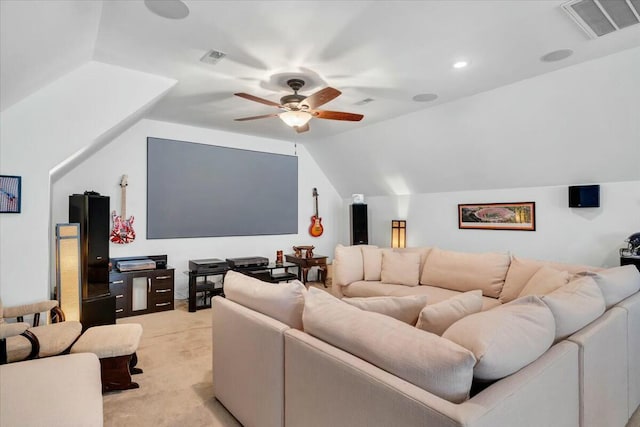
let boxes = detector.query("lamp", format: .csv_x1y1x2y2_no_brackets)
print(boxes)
279,111,312,128
391,220,406,248
55,223,81,322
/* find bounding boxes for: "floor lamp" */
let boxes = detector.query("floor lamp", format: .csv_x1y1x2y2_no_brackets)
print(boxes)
55,223,81,322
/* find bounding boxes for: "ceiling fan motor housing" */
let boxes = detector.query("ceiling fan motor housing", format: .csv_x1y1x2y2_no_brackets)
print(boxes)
280,79,308,109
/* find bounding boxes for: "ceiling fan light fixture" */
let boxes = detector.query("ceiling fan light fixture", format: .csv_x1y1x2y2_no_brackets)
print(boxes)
279,111,312,128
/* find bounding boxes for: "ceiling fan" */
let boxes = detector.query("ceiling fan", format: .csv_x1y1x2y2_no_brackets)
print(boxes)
234,79,363,133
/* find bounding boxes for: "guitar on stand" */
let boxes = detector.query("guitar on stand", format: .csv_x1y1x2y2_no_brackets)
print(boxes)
110,175,135,244
309,188,324,237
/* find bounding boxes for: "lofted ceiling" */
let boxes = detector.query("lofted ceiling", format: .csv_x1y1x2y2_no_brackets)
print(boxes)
1,0,639,196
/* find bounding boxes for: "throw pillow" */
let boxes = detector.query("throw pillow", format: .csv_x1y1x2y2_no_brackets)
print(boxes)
442,295,556,381
224,270,306,329
343,295,428,324
577,265,640,309
361,246,383,281
518,266,570,297
541,276,605,341
380,251,420,286
303,288,476,403
415,290,483,336
333,244,365,287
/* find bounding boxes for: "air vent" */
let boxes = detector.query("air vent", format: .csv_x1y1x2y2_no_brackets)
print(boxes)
200,49,227,65
562,0,640,38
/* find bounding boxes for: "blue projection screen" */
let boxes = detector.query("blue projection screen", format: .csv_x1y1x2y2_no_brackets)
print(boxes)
147,137,298,239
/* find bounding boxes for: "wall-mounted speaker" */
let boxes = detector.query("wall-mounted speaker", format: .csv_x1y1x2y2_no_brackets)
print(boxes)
569,185,600,208
350,204,368,245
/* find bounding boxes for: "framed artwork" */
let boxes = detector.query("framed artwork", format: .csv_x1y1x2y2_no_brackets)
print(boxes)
458,202,535,231
0,175,22,213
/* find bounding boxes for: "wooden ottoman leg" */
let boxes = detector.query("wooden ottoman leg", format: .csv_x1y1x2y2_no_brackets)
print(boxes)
100,354,139,392
130,352,143,375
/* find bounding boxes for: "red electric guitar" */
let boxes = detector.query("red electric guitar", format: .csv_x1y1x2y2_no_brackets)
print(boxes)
309,188,324,237
110,175,135,244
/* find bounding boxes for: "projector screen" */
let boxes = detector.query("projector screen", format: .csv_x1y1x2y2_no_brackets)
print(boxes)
147,137,298,239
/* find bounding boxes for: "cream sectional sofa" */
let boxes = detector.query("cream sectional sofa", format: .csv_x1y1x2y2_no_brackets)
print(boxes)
212,247,640,427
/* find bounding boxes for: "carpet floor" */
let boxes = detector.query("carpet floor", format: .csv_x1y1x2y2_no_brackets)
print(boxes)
104,288,640,427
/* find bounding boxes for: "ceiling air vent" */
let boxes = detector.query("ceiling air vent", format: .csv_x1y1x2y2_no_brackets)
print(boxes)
562,0,640,38
200,49,227,65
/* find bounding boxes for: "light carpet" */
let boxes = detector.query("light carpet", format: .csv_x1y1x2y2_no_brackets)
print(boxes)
104,288,640,427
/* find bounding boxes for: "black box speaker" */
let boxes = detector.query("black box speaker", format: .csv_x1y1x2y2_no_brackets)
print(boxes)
350,204,368,245
569,185,600,208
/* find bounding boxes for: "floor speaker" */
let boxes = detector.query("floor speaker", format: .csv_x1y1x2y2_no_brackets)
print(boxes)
350,204,368,245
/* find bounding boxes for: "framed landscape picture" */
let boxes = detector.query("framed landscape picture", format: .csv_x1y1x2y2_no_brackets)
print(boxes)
458,202,535,231
0,175,22,213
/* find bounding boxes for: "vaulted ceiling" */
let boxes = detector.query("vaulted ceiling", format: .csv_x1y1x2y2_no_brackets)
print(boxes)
2,0,639,196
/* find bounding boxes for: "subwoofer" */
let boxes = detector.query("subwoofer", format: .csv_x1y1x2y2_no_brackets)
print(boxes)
350,204,368,245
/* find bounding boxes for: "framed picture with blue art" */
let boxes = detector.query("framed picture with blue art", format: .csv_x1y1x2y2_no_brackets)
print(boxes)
0,175,22,213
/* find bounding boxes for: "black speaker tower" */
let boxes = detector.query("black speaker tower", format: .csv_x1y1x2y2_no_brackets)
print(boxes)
350,204,368,245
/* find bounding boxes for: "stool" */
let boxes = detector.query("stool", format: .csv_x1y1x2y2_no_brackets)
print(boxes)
71,323,143,392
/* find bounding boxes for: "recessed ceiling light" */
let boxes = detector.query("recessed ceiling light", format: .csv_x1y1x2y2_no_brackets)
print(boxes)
540,49,574,62
144,0,190,20
412,93,439,102
452,61,469,69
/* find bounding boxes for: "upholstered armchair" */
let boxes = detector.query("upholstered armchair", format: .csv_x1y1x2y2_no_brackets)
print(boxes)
0,298,82,364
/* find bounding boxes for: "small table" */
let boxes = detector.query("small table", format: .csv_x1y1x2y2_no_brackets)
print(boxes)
187,269,228,313
234,262,299,283
285,254,328,287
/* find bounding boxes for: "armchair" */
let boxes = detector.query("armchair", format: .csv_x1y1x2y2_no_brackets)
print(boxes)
0,298,82,364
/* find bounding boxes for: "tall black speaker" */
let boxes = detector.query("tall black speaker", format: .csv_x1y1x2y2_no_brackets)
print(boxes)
350,204,368,245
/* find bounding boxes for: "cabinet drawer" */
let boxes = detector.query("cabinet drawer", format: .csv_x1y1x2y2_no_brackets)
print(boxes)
152,300,173,312
305,258,327,266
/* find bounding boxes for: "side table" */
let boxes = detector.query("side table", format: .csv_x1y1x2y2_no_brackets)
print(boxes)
187,269,228,312
285,254,328,288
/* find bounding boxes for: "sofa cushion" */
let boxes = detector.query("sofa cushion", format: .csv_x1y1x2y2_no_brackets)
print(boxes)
343,295,428,325
541,276,605,341
442,295,556,381
420,248,510,298
577,265,640,309
381,251,420,286
224,271,306,329
501,256,600,303
394,247,433,275
361,246,383,281
333,244,365,287
303,288,476,403
415,290,483,335
518,266,571,297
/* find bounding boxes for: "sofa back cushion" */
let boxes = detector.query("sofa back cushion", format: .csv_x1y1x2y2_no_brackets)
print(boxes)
361,246,383,281
303,288,476,403
541,276,605,341
518,266,571,297
343,295,428,325
333,244,366,287
420,248,510,298
442,295,556,381
381,251,421,286
577,265,640,309
224,271,306,329
501,256,600,303
415,290,483,336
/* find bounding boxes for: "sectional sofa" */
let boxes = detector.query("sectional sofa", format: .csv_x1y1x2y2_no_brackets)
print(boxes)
212,246,640,427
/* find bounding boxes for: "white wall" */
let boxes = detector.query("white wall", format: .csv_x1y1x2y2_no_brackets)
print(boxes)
51,119,343,298
353,180,640,267
0,61,176,305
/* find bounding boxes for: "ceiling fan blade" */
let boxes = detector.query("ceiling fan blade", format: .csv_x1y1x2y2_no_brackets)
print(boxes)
234,114,278,121
234,93,281,108
300,87,341,109
313,110,364,121
295,123,310,133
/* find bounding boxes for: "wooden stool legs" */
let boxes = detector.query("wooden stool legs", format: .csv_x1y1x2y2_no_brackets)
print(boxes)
100,352,140,392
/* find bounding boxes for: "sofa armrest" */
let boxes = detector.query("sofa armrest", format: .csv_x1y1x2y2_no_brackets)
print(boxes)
284,329,579,427
0,322,30,339
0,353,103,427
212,296,289,427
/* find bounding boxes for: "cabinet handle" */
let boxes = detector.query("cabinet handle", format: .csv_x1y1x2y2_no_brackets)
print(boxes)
155,275,171,280
148,277,151,293
156,289,172,293
116,294,124,298
96,256,103,260
115,308,124,313
155,302,171,307
112,280,124,285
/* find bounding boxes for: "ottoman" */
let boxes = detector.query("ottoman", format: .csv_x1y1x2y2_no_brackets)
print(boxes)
71,323,143,392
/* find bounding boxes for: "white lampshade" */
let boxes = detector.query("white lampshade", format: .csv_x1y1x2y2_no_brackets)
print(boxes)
279,111,312,127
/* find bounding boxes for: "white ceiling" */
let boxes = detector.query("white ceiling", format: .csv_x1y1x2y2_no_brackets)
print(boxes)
1,0,639,196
